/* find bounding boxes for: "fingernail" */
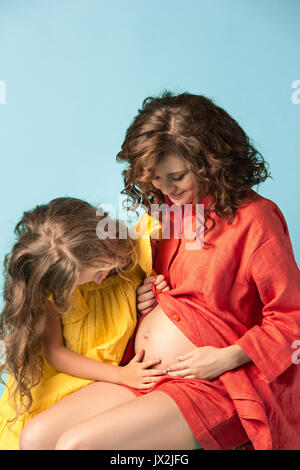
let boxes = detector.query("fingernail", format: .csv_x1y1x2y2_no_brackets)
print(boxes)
177,356,183,361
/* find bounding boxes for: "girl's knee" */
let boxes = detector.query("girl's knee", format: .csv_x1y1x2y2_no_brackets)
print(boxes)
19,419,48,450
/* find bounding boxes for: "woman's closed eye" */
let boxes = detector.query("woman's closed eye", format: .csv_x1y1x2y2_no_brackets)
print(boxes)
172,174,186,181
153,173,187,182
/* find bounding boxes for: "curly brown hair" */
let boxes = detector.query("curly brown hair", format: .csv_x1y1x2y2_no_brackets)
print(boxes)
117,90,272,239
0,197,136,424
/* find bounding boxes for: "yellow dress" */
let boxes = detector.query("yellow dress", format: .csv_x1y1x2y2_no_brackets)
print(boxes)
0,213,159,450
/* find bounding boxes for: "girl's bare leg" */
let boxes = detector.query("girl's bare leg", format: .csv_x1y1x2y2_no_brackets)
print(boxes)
19,381,136,450
55,391,201,450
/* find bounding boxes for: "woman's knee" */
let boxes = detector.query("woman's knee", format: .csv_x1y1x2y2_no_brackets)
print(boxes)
54,428,89,450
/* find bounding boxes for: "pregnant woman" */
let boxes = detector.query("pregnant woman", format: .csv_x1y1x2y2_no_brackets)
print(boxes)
20,91,300,450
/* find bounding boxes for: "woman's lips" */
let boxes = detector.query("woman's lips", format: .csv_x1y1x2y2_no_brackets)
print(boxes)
169,191,185,200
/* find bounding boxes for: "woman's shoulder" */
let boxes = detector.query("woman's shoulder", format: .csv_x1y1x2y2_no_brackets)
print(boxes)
235,189,290,241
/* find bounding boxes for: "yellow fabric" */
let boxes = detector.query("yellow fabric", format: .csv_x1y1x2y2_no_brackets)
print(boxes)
0,212,159,450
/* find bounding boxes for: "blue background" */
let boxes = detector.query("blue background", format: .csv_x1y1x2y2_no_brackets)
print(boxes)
0,0,299,398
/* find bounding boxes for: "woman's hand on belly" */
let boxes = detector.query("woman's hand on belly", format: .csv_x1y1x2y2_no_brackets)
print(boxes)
165,345,252,381
118,349,167,389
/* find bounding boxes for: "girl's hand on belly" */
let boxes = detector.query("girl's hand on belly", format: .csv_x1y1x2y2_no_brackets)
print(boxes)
137,274,170,316
165,345,251,381
118,349,167,389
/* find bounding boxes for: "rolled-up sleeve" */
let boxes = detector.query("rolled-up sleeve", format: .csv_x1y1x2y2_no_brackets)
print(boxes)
235,234,300,383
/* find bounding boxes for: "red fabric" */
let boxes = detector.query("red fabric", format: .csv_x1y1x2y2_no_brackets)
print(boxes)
121,380,249,450
121,190,300,450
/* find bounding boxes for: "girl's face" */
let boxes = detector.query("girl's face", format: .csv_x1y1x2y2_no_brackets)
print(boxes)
75,259,114,286
151,154,203,206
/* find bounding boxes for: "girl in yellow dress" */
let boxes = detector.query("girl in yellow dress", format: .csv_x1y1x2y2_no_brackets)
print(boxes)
0,196,166,450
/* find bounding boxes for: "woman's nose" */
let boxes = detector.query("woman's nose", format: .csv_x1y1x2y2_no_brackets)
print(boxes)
161,180,176,194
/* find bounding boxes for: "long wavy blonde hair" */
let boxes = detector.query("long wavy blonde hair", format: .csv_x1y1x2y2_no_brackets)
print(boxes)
0,197,136,423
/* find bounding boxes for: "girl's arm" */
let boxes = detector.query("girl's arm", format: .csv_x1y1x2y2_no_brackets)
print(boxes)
42,300,121,383
42,300,165,388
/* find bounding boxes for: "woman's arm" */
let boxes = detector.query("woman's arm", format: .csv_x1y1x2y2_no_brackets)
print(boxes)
234,234,300,383
42,300,166,387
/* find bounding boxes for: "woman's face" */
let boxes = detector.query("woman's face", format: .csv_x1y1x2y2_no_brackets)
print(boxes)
151,154,201,206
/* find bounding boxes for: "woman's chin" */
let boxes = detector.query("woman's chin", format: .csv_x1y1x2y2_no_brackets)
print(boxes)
169,194,194,206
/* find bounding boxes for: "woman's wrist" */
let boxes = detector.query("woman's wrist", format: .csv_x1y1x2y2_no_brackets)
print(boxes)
223,344,252,371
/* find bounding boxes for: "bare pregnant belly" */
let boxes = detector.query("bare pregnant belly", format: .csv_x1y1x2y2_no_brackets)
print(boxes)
134,303,195,370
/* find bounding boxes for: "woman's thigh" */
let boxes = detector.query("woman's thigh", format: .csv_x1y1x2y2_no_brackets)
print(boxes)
55,391,201,450
19,381,136,450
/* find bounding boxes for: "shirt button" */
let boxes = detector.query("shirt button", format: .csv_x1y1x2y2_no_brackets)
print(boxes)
172,314,180,321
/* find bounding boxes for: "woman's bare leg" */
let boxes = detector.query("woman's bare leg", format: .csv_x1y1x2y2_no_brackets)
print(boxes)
55,391,201,450
19,381,136,450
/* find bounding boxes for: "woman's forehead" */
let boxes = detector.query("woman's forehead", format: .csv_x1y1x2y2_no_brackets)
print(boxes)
155,154,188,175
